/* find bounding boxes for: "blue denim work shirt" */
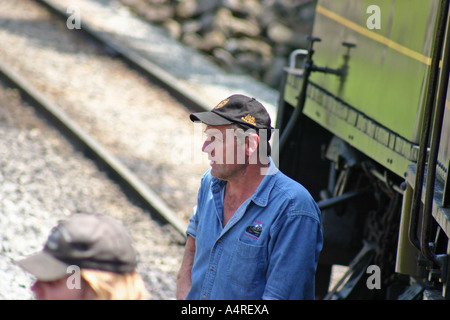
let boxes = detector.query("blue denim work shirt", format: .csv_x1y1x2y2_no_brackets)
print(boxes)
186,160,323,300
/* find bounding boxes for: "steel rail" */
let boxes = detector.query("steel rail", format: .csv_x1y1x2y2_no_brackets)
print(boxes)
12,0,227,239
36,0,210,113
0,61,188,239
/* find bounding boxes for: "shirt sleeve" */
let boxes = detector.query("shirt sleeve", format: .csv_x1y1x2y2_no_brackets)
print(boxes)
263,210,323,300
186,170,210,239
186,205,198,239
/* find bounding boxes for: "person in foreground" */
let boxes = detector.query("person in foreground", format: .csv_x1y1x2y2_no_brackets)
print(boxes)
177,94,323,300
17,213,150,300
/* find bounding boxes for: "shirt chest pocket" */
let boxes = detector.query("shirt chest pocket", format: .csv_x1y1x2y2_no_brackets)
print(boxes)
227,240,267,290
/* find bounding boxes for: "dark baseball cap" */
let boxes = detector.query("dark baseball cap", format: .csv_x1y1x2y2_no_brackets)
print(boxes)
17,214,137,281
190,94,273,130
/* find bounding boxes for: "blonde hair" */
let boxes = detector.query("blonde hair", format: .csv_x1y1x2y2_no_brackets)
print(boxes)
81,269,151,300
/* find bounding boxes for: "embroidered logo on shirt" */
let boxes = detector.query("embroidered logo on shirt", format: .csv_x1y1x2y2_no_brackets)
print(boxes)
245,220,263,239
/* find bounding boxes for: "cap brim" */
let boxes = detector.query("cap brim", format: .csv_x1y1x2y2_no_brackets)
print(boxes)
16,250,69,281
190,111,233,126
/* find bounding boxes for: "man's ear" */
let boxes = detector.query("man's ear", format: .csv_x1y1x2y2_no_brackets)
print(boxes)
246,133,260,158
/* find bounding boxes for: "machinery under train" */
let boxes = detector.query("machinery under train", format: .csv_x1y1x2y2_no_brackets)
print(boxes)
277,0,450,299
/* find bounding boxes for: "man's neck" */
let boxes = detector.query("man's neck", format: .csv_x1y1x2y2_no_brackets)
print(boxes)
221,164,267,227
225,164,267,201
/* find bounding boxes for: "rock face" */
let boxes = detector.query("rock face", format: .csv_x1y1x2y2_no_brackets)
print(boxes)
119,0,316,88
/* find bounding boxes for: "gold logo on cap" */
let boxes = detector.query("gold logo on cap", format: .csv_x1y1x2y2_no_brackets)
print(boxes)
241,114,256,126
214,98,229,109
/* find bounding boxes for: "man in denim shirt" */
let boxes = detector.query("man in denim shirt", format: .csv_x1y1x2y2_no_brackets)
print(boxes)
177,94,322,300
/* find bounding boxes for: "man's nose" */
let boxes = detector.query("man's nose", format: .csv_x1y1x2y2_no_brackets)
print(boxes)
202,139,212,153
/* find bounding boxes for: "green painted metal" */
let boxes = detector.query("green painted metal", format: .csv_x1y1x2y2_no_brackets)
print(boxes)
293,78,419,177
309,0,438,142
283,0,441,177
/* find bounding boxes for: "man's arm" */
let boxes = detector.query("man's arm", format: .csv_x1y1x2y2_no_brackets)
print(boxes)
176,235,196,300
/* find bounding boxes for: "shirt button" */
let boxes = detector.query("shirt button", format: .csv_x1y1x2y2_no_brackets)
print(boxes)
202,295,206,299
210,266,214,271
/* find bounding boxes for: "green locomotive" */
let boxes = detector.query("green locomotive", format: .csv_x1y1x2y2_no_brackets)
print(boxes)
277,0,450,299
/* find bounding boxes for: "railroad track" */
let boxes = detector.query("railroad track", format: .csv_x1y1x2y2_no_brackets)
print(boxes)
0,0,348,299
37,0,210,114
0,0,209,299
0,0,217,238
0,61,187,237
0,76,185,299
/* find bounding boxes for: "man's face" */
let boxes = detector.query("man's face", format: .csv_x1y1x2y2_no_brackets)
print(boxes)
202,125,247,180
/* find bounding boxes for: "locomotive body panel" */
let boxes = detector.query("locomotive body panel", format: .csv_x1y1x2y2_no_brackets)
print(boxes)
283,0,440,177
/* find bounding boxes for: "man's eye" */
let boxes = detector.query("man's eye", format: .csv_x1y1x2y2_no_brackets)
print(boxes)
207,136,222,142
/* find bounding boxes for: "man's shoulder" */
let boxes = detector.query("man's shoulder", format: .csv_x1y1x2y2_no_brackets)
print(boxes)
271,169,311,198
271,170,321,221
